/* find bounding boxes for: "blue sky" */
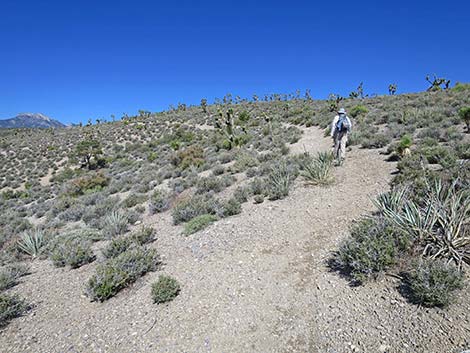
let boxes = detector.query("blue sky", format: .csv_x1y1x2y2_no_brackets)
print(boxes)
1,0,469,124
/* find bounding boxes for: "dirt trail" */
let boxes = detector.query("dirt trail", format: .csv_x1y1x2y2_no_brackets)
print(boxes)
1,127,468,353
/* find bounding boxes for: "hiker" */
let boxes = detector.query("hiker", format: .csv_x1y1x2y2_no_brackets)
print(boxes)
330,108,352,163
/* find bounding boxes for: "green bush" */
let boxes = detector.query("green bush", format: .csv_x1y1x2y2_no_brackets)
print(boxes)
332,217,410,283
349,105,369,118
219,198,242,217
418,145,457,167
67,172,109,196
458,106,470,132
49,234,95,269
406,259,464,307
183,214,217,235
149,189,171,214
130,226,155,245
360,133,391,149
195,176,226,194
0,294,29,327
102,236,134,259
122,193,147,208
0,263,30,291
86,247,160,301
172,194,218,224
151,275,181,304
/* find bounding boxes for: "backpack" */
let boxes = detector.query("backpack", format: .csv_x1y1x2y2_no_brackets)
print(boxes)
336,115,351,133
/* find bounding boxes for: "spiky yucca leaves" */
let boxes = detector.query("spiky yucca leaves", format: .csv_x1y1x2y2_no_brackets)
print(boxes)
377,180,470,269
300,151,334,186
17,230,45,258
267,160,296,200
102,211,128,238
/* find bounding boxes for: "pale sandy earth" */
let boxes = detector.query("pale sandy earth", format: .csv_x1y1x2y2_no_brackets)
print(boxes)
1,127,468,353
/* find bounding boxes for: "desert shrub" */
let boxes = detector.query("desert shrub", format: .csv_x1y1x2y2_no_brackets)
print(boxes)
418,145,457,167
360,133,391,149
151,275,181,304
174,146,204,170
49,235,95,269
122,193,147,208
67,172,109,196
0,294,29,327
451,82,470,92
86,247,160,301
17,229,46,258
438,126,460,143
392,154,430,191
172,194,219,224
149,189,171,214
249,178,266,195
130,226,155,245
253,195,264,204
101,210,129,238
453,141,470,160
266,161,295,200
102,236,134,259
458,106,470,132
0,263,30,291
405,259,464,307
332,217,410,283
417,128,441,140
183,214,217,235
212,165,225,176
219,198,242,217
233,186,250,203
396,134,413,155
349,105,368,118
232,152,259,173
300,151,334,185
195,176,226,194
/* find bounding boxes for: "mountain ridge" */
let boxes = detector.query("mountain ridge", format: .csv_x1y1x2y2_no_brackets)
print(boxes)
0,113,65,129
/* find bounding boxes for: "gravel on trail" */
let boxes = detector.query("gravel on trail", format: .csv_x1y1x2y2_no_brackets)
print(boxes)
1,127,468,353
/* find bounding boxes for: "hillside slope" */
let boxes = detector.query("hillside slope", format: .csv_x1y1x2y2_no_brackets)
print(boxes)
0,88,469,352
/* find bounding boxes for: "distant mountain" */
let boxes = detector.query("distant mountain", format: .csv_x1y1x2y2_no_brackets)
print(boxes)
0,113,65,129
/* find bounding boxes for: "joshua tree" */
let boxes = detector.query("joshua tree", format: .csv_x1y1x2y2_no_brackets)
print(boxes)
74,138,104,169
388,83,397,95
357,82,364,98
214,108,249,149
200,98,208,113
305,89,312,101
350,82,364,99
328,93,344,112
426,74,451,91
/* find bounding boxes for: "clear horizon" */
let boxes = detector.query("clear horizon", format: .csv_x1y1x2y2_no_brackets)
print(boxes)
1,0,469,125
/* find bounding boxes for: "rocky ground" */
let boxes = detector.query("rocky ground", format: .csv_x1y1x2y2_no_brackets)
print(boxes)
1,127,469,353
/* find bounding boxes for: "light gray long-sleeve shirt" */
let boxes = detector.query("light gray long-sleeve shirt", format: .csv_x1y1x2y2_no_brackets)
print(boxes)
330,115,352,137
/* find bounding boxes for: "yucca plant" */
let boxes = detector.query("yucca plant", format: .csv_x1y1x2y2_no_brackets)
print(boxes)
17,230,45,258
374,187,407,213
266,161,295,200
377,179,469,269
102,210,129,238
301,151,334,185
